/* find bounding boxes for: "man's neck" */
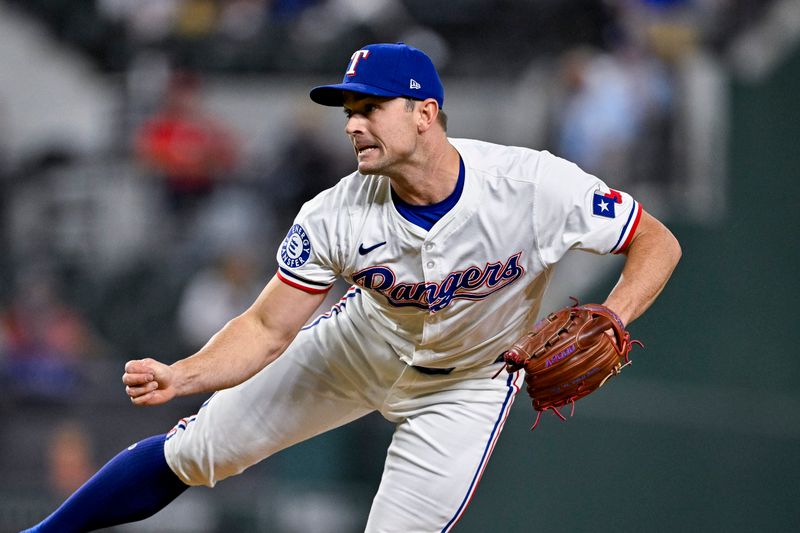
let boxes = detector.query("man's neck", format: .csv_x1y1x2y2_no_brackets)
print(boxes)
389,141,460,206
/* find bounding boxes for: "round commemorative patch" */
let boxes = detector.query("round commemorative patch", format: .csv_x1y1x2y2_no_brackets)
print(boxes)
280,224,312,268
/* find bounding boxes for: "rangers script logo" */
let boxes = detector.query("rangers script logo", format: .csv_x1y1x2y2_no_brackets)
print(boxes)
352,253,525,312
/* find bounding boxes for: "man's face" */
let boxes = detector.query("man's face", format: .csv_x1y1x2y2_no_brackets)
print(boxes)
342,94,419,176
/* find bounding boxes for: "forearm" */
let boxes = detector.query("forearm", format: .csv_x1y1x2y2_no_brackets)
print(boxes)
603,213,681,325
170,312,291,397
124,276,325,406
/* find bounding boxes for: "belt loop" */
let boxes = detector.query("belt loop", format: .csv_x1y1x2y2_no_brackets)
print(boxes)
411,365,455,375
412,355,505,375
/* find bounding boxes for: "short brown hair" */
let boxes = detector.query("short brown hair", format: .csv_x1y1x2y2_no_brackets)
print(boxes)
405,97,448,132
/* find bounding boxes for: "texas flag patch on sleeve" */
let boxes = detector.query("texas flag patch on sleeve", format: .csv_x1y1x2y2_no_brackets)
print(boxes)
592,188,623,218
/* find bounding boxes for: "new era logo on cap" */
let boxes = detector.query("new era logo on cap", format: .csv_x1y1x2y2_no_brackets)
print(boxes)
309,43,444,108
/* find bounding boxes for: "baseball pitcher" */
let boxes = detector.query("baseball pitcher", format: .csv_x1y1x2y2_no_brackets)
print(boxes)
25,43,680,532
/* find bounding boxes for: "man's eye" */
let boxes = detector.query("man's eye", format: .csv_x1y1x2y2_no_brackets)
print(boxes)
343,103,377,118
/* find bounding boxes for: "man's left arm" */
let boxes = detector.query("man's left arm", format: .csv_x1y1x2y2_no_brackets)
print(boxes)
602,210,681,325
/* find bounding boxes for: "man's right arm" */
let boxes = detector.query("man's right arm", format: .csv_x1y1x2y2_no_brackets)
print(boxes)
122,275,328,406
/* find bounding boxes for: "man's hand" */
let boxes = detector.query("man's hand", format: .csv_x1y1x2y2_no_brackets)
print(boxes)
122,358,176,406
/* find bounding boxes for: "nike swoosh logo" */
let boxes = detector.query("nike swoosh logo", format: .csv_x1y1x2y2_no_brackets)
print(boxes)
358,241,387,255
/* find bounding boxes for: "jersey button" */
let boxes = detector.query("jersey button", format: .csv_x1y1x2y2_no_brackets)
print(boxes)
426,260,435,269
424,242,435,251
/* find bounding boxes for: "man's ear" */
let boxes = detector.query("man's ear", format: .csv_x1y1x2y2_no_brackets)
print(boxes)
417,98,440,133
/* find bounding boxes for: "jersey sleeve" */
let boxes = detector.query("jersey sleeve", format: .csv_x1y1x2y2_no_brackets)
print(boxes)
275,192,343,294
533,151,642,267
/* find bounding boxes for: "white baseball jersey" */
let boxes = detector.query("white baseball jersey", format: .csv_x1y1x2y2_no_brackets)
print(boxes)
276,137,641,370
165,137,642,531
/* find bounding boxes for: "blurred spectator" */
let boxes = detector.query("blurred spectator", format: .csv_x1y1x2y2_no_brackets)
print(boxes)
0,271,105,400
271,0,323,21
96,0,180,45
46,422,96,499
0,100,10,294
261,109,350,231
552,42,674,188
175,0,219,39
177,249,263,350
292,0,411,51
218,0,269,41
618,0,704,66
553,47,641,186
133,71,240,232
619,41,676,188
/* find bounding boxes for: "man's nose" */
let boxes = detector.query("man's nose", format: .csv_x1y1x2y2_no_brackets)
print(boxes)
345,114,364,136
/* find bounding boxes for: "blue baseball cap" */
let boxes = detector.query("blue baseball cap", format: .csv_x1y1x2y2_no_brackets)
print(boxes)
310,43,444,108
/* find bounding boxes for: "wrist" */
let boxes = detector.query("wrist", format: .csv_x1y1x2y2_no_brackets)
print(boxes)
599,301,631,328
169,360,192,397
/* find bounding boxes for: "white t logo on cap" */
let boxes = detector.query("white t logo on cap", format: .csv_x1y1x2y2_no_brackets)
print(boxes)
346,50,370,76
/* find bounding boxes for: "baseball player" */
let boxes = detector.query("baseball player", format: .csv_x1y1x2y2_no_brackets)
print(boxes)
25,43,680,532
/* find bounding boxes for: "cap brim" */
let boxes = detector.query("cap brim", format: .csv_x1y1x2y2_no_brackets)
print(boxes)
309,82,402,107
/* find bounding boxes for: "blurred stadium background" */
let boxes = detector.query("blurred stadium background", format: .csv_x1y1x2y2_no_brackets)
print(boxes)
0,0,798,531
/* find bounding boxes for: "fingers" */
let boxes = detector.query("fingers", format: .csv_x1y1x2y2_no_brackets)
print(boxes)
122,358,176,406
122,358,164,385
129,389,160,406
124,359,157,378
122,371,153,386
122,359,162,404
125,380,159,399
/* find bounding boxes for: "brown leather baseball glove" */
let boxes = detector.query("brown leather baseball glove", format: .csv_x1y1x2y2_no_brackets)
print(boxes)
499,300,642,429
